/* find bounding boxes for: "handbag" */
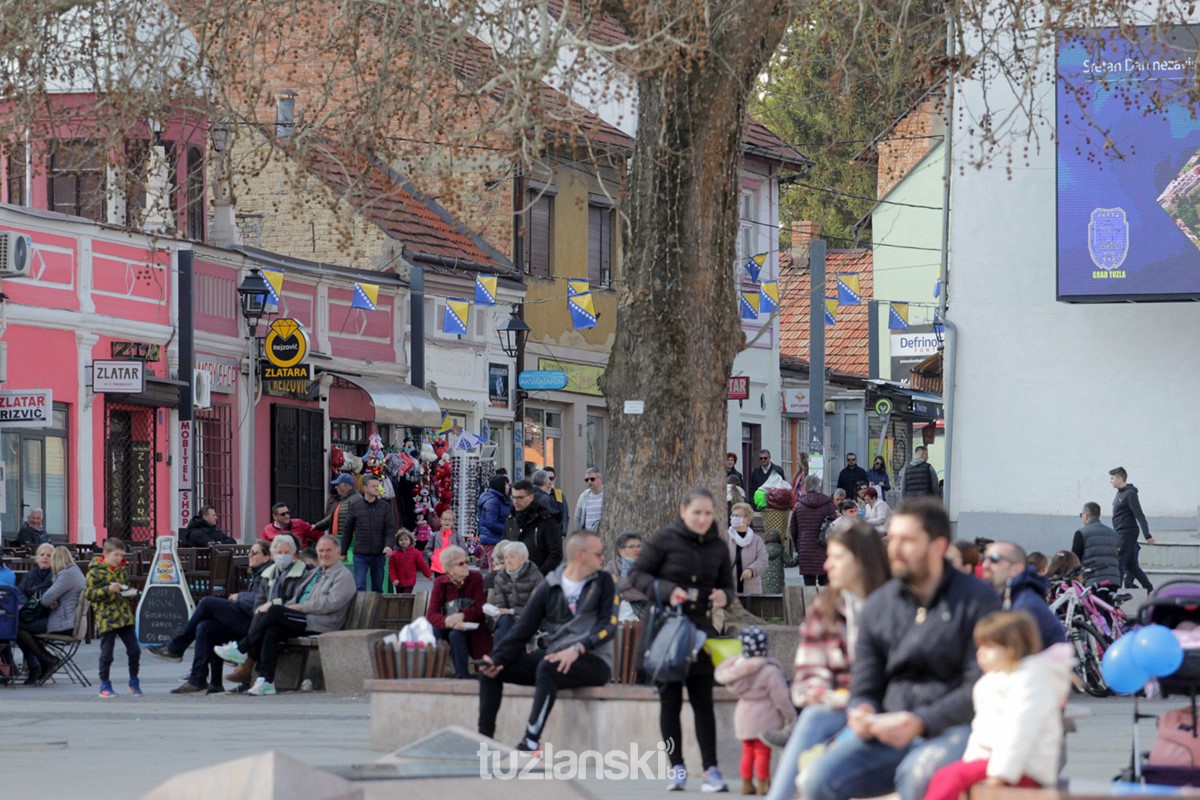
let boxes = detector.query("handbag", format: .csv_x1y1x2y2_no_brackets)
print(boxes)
19,593,48,625
817,516,833,548
442,597,475,617
642,582,704,685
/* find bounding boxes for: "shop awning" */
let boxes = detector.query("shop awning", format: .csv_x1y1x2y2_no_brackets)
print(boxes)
330,374,442,427
431,382,486,405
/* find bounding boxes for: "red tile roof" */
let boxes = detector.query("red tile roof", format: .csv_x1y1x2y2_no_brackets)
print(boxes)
302,143,511,273
778,247,874,377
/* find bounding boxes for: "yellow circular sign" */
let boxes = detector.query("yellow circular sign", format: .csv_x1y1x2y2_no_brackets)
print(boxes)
264,319,308,368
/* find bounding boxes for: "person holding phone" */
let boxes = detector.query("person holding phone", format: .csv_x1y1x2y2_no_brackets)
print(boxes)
628,487,736,793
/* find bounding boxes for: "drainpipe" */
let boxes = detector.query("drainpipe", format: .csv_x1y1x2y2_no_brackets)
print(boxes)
938,12,958,513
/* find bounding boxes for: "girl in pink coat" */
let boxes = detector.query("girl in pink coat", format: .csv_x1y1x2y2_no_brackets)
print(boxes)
715,627,797,795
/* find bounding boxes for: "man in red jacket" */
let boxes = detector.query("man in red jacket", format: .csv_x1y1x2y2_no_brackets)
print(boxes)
261,503,319,548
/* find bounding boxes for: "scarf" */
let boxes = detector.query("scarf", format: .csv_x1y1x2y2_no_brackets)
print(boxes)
728,527,754,548
619,556,636,577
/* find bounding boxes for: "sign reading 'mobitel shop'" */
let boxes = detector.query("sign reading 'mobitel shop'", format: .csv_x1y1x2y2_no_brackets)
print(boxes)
0,389,52,427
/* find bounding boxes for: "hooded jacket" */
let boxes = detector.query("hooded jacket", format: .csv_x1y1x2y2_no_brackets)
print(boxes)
85,556,134,634
341,495,398,556
181,516,236,548
1071,520,1121,587
715,655,797,740
490,564,618,670
491,559,544,615
851,563,1001,736
504,503,563,574
252,560,313,607
901,458,941,498
1112,484,1151,539
628,518,736,634
962,643,1074,785
477,488,512,546
1002,566,1067,649
761,542,797,595
315,489,361,540
789,492,835,575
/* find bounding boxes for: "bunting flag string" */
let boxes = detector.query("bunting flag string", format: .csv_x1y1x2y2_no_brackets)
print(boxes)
437,414,454,435
474,275,497,306
744,253,768,283
759,281,779,314
352,282,379,311
889,302,909,331
740,290,760,320
568,291,598,329
261,267,284,308
837,274,862,306
824,298,838,326
567,279,590,297
441,298,470,335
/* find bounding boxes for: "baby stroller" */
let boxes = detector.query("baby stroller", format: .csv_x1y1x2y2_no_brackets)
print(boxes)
1127,580,1200,785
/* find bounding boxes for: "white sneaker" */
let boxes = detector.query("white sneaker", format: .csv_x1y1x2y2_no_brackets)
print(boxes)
213,642,247,666
247,677,276,696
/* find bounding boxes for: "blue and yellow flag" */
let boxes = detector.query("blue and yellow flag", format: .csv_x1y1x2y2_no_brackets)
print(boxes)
474,275,497,306
442,298,470,335
934,278,942,298
837,274,861,306
567,279,590,297
740,290,760,320
745,253,767,283
889,302,910,331
824,298,837,326
569,292,597,330
352,282,379,311
759,281,779,314
261,267,284,307
437,414,454,435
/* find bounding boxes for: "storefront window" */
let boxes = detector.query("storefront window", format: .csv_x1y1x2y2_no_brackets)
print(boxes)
523,408,561,474
331,419,366,454
586,414,605,472
3,405,69,538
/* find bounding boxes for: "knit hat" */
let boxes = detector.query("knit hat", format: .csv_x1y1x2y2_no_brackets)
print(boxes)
489,474,509,493
740,626,769,658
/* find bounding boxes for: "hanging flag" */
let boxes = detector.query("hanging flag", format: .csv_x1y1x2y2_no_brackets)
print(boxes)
837,274,862,306
437,414,454,435
567,278,590,297
441,298,470,335
888,302,910,332
569,291,598,330
744,253,767,283
474,275,497,306
352,282,379,311
933,278,942,298
739,290,760,320
824,298,837,326
261,267,284,307
457,431,484,451
759,281,779,314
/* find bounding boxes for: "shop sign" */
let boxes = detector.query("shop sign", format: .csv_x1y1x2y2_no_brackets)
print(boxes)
489,363,510,408
728,376,750,400
518,369,568,391
782,387,809,415
0,389,52,427
537,358,603,397
264,319,308,368
890,325,938,382
179,420,193,490
912,399,943,419
93,360,146,393
195,355,239,393
874,399,893,417
111,341,161,361
263,364,311,382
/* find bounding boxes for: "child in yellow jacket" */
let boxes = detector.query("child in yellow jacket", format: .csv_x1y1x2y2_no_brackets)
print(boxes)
85,538,141,697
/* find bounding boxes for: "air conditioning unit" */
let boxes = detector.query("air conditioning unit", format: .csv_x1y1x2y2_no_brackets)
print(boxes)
0,233,32,278
193,369,213,409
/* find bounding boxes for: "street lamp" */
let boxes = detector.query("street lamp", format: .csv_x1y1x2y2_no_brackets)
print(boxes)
210,121,231,153
236,268,270,542
496,306,531,479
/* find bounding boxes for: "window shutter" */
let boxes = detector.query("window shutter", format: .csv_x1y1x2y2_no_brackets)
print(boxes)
525,190,552,278
588,204,613,286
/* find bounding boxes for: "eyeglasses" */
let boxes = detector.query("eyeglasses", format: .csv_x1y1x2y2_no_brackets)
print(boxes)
759,457,770,462
585,477,596,483
983,552,1014,564
450,560,468,567
275,511,290,517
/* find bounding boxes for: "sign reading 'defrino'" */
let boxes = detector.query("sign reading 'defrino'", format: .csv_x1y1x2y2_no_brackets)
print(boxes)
93,360,146,393
0,389,52,427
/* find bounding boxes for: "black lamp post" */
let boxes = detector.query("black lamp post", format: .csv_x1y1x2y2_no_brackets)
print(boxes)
496,306,531,478
236,268,270,541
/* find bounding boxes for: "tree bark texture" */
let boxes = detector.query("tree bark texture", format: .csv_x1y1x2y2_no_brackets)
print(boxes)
600,0,792,547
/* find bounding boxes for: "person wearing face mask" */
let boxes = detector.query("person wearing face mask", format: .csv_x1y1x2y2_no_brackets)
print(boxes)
728,502,769,595
487,541,543,646
606,533,649,619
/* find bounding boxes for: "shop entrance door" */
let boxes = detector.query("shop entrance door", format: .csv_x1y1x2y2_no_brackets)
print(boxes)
104,403,158,543
271,405,325,524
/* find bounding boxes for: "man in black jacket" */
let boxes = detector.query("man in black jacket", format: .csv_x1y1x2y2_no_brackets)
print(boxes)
180,506,236,548
477,530,616,750
1071,502,1121,587
836,454,871,497
341,475,397,592
504,481,562,574
801,497,1000,800
314,474,361,541
749,449,786,499
900,446,940,498
1110,467,1155,590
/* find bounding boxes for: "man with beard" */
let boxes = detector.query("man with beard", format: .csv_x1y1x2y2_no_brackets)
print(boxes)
979,541,1065,650
800,498,1000,800
504,481,563,574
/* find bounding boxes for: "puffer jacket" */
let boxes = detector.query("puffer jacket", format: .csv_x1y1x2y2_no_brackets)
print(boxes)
85,556,135,634
341,496,398,556
715,655,797,740
901,458,940,498
234,562,271,615
1003,566,1067,650
477,489,511,546
761,542,797,594
39,563,85,633
252,560,313,607
1071,520,1121,587
491,560,544,615
606,557,648,603
504,504,563,575
314,490,361,540
181,517,236,548
789,492,835,576
629,518,735,635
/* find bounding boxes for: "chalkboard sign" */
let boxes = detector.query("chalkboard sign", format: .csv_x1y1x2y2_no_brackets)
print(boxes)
137,585,191,645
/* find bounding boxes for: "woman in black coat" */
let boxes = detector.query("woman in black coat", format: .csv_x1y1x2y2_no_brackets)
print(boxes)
629,487,736,793
789,473,835,586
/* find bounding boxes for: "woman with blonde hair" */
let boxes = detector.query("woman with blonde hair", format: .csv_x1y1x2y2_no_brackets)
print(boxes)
728,502,769,594
17,545,85,684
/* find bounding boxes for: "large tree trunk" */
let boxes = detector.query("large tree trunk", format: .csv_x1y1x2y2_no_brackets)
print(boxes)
600,1,792,546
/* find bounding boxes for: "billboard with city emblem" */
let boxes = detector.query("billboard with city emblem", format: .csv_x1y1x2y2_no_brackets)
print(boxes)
1057,26,1200,301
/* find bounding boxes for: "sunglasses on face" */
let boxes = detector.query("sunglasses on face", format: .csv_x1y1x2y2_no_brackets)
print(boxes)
983,552,1012,564
276,511,290,517
585,477,597,483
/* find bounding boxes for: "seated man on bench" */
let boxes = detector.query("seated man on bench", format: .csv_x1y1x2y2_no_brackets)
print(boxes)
215,535,355,696
477,529,617,751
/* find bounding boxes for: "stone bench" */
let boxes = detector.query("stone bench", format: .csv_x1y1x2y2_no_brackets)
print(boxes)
367,678,742,770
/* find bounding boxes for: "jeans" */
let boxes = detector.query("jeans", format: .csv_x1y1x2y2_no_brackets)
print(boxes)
98,625,140,683
170,597,253,687
802,573,829,587
238,605,309,683
436,626,471,679
659,650,718,769
799,723,970,800
354,554,387,592
478,649,611,741
765,705,848,800
492,614,516,648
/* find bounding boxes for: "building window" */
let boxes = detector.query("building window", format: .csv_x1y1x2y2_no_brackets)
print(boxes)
524,189,553,278
586,414,605,474
5,142,25,205
738,190,756,262
523,408,561,475
330,420,367,454
588,203,613,286
2,405,69,539
196,404,234,538
49,140,106,222
186,145,205,241
124,139,152,227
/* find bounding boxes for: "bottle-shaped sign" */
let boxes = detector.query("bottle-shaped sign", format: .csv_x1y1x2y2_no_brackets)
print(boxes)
135,535,196,645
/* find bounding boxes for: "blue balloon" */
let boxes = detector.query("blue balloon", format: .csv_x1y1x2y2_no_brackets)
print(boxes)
1132,625,1186,678
1102,635,1151,694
